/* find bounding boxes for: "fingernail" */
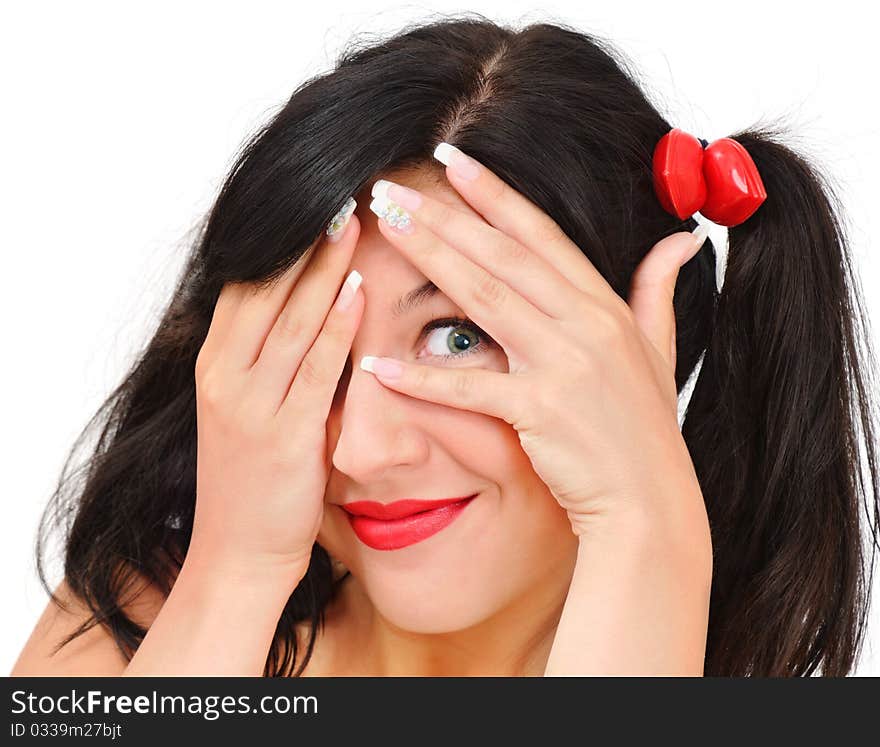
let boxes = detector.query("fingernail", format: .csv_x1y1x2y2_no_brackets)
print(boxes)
682,223,710,265
369,195,414,234
372,179,422,211
433,142,481,181
334,269,362,312
326,196,357,243
360,355,404,380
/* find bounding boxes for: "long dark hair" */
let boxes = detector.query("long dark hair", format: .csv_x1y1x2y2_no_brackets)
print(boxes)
36,15,880,676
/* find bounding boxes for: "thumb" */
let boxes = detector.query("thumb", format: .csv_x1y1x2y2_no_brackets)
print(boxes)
626,223,710,371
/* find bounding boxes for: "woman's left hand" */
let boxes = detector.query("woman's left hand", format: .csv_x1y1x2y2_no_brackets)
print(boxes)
363,145,710,538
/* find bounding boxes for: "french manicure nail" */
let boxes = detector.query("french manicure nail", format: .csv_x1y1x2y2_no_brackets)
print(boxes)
682,223,710,265
369,195,414,234
372,179,422,211
360,355,404,379
433,142,480,181
334,269,362,312
326,196,357,243
370,179,394,200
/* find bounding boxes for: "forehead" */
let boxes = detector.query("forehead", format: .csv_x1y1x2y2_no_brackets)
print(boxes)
349,166,483,291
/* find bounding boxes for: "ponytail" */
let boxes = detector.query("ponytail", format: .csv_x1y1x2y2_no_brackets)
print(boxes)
680,123,880,675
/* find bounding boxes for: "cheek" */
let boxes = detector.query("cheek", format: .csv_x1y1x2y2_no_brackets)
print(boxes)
441,412,572,550
467,419,574,561
452,413,539,492
316,507,354,570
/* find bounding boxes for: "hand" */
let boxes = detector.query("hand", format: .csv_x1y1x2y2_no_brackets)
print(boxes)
189,213,364,582
363,147,710,536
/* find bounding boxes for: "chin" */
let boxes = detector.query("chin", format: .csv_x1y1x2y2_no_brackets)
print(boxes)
371,584,499,634
355,553,506,634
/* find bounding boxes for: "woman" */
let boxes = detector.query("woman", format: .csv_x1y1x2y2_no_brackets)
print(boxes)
12,16,879,676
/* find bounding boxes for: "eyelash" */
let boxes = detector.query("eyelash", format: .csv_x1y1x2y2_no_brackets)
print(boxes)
421,316,494,361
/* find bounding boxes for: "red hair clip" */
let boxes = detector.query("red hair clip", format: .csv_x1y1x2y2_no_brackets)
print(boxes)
652,127,767,227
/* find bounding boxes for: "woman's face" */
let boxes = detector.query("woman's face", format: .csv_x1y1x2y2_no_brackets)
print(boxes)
317,167,578,634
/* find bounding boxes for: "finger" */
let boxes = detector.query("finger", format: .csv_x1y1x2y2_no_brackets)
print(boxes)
368,194,549,361
197,281,248,368
432,142,615,301
214,248,316,373
250,214,361,405
222,202,359,372
370,179,581,320
358,355,521,424
278,268,364,421
626,229,704,370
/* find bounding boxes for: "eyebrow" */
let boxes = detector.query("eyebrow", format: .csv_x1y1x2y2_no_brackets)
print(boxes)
391,279,440,319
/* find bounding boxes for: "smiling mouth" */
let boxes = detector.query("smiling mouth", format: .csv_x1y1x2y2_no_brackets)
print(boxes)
342,494,478,550
340,495,478,521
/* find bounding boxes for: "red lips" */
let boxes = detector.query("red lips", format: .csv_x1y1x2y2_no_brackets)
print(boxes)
342,495,479,551
341,496,476,521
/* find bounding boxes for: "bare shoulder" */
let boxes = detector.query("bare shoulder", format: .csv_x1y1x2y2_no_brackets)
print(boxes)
10,569,168,676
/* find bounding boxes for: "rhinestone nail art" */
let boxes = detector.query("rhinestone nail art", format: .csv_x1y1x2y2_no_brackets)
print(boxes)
326,196,357,241
369,195,413,233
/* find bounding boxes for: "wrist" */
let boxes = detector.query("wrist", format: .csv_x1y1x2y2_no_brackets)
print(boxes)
568,491,713,583
551,514,711,676
181,544,310,601
126,546,306,676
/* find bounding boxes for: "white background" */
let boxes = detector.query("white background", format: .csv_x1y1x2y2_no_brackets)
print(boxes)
2,0,878,674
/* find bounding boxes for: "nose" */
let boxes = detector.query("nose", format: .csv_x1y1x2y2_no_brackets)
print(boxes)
328,361,430,482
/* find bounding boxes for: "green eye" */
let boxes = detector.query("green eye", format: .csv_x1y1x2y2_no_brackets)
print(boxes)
421,317,491,360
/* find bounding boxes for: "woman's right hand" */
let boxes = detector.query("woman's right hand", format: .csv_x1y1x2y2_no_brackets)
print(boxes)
188,212,363,586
